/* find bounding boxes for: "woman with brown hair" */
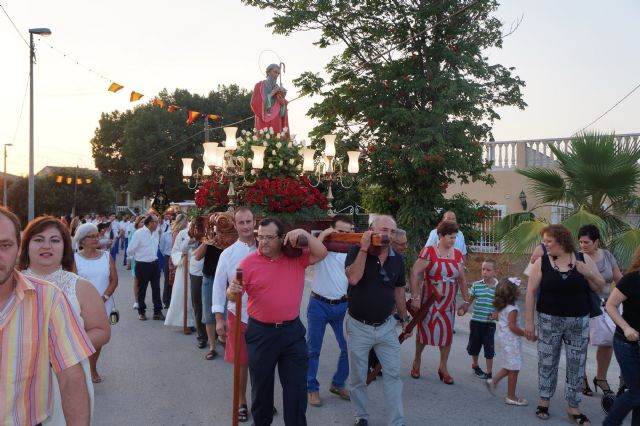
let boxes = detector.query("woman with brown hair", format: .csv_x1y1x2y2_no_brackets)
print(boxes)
20,216,110,425
524,224,604,425
409,220,471,384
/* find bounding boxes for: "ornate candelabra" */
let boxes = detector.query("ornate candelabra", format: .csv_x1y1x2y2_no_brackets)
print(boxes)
301,134,360,216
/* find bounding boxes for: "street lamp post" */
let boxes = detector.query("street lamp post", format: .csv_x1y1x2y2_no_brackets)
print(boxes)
28,27,52,221
3,143,12,207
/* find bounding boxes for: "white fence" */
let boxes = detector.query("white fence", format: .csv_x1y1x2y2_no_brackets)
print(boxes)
468,205,506,253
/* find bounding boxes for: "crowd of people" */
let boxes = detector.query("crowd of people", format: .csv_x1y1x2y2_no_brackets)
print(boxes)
1,205,639,426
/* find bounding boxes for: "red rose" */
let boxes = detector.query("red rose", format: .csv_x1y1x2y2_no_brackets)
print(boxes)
367,118,375,126
417,169,429,176
367,144,376,153
423,155,431,161
477,211,486,218
387,159,395,165
440,183,448,191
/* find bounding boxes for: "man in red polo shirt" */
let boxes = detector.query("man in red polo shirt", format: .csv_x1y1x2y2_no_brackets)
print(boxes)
228,217,327,426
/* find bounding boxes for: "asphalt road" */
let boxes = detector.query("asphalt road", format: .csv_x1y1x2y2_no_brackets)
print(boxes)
92,253,629,426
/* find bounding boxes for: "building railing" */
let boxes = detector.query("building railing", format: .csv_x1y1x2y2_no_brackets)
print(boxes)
483,133,640,170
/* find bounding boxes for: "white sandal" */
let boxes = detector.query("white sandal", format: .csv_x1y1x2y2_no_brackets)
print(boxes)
505,397,528,406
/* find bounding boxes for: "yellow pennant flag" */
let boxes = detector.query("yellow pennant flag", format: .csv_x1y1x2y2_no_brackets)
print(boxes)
108,82,124,93
186,111,201,126
207,114,221,120
130,91,144,102
153,98,166,109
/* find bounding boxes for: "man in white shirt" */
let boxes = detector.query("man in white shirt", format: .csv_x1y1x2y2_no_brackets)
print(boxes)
212,207,257,418
307,216,353,408
127,214,165,321
424,210,467,255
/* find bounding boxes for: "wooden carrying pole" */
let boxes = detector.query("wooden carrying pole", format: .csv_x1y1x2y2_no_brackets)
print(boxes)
182,254,190,335
232,268,243,426
366,287,443,384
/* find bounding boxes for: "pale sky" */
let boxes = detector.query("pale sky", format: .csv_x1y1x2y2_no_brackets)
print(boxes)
2,0,639,177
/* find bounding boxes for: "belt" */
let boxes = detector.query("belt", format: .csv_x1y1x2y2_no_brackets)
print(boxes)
249,317,298,329
311,291,347,305
349,313,387,327
136,260,158,264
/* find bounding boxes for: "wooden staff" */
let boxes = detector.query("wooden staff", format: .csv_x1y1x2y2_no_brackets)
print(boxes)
232,268,243,426
366,286,443,385
182,253,190,335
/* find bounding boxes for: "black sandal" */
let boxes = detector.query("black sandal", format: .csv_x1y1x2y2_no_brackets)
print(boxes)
582,377,593,396
567,412,590,425
535,405,550,420
238,404,248,422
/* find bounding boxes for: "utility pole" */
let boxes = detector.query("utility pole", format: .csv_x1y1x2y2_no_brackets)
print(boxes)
3,143,12,207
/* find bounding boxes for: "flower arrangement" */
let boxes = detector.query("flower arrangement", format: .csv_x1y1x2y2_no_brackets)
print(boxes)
234,127,302,180
194,174,229,212
244,176,327,220
193,128,328,221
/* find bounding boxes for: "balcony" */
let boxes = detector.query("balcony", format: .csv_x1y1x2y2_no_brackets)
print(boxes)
482,133,640,170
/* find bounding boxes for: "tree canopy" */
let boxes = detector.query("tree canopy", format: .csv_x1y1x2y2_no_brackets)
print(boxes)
242,0,526,254
91,85,253,202
7,169,115,223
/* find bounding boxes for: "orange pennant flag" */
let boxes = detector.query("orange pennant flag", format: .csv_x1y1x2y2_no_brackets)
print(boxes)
130,91,144,102
108,82,124,93
186,111,201,126
55,175,63,183
207,114,221,120
168,105,181,113
66,177,73,185
86,178,93,184
153,98,166,109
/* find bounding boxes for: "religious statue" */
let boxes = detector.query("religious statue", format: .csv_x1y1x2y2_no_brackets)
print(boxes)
250,63,289,135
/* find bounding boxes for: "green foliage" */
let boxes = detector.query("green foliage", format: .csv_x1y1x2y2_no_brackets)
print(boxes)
498,132,640,267
91,86,253,202
242,0,526,255
7,171,115,223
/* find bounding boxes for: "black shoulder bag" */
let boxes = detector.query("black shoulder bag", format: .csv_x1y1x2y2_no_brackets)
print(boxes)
576,251,602,318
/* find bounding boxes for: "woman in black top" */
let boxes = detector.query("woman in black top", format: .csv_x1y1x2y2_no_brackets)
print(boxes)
525,225,604,425
604,248,640,426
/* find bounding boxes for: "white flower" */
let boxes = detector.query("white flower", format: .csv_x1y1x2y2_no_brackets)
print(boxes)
269,127,274,134
241,130,247,135
252,128,257,133
289,159,295,165
251,169,256,175
263,141,268,146
279,160,283,166
283,127,289,133
236,137,242,143
265,133,271,139
252,136,258,141
268,164,274,169
288,142,293,148
272,150,277,155
275,142,282,149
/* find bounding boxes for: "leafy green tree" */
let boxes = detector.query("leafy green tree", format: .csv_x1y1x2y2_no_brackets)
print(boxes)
7,170,116,223
242,0,526,256
496,132,640,266
91,86,253,202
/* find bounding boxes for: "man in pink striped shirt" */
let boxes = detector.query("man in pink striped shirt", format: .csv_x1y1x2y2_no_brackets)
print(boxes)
0,207,94,425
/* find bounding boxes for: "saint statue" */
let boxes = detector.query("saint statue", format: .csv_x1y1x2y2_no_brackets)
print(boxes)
251,63,289,135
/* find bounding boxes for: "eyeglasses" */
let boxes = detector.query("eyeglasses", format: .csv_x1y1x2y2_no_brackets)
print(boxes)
379,265,391,282
256,234,279,242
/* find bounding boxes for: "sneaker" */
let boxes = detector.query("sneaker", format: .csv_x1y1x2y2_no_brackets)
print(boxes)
484,372,493,380
152,312,166,321
354,420,368,426
308,391,322,407
472,365,486,378
132,303,139,310
505,397,528,406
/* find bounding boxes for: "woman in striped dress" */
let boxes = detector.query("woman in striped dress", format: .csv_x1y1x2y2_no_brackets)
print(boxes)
409,220,470,384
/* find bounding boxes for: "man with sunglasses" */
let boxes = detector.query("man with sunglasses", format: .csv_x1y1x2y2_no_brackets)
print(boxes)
228,217,327,426
345,215,409,426
306,215,354,408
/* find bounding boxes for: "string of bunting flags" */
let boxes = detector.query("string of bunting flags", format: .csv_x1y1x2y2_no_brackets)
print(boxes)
54,175,93,185
107,83,222,126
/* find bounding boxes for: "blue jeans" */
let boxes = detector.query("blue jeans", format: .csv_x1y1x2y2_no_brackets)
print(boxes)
201,274,215,324
604,336,640,426
306,297,349,392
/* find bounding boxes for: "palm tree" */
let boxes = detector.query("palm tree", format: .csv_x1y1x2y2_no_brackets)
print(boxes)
496,132,640,267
